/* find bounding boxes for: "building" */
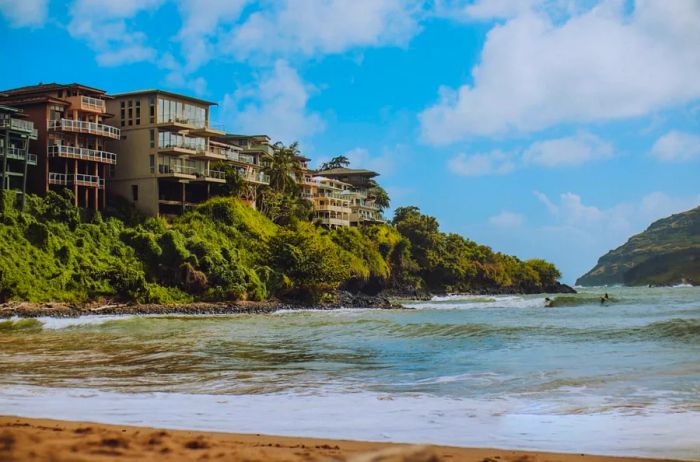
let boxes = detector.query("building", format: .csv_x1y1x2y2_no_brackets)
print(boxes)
105,90,225,215
0,104,38,207
217,134,272,207
309,176,352,228
0,83,120,210
314,168,385,226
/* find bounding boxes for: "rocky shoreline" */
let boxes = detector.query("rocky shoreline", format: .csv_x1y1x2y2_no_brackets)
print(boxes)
0,284,577,319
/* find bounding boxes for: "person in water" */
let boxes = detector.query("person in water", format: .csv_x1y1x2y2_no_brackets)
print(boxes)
600,293,610,304
544,297,552,307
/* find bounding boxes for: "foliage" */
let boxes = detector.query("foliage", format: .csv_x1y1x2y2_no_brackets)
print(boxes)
210,161,246,198
318,155,350,171
264,142,304,195
0,191,564,304
368,184,390,210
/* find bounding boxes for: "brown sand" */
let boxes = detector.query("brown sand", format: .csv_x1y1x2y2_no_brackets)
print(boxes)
0,416,683,462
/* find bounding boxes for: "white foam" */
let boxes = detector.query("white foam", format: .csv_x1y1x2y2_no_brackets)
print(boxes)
36,315,135,329
408,295,546,310
1,385,698,460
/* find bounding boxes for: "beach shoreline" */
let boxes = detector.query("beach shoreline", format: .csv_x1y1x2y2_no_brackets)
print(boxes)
0,415,685,462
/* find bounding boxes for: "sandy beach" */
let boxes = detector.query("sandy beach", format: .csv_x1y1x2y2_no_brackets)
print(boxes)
0,416,685,462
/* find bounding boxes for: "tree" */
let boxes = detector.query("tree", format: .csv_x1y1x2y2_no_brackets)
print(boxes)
210,161,245,197
368,184,390,210
318,155,350,171
264,141,304,195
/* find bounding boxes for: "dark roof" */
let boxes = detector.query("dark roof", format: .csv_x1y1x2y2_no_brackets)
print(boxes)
1,82,110,98
315,167,379,177
0,94,70,107
226,134,271,140
110,89,217,106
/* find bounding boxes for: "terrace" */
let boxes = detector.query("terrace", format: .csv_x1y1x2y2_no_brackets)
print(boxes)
48,118,120,140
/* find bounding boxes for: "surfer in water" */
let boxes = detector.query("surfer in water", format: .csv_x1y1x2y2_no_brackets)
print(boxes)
600,293,609,304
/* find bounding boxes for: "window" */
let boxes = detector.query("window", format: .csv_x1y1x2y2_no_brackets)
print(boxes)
149,155,155,174
131,185,138,201
149,129,155,148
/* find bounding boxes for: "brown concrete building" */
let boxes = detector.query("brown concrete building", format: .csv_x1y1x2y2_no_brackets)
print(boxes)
0,104,38,207
105,90,272,216
314,168,385,226
105,90,227,216
0,83,120,210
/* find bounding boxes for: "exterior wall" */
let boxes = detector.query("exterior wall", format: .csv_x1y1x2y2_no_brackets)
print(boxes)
106,91,227,216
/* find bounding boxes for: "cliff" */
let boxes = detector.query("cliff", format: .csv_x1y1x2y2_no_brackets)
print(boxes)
576,206,700,286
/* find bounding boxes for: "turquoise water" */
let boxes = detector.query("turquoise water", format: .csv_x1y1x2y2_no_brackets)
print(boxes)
1,287,699,458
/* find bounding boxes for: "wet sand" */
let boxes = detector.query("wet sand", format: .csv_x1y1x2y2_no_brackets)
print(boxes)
0,416,684,462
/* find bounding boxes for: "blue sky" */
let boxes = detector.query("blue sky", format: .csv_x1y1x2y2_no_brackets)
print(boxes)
1,0,699,283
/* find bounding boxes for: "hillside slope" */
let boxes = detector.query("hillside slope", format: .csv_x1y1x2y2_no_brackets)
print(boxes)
576,206,700,286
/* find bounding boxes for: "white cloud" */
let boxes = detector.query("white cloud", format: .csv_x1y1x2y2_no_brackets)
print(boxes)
420,0,700,144
651,130,700,162
489,211,524,228
448,150,515,176
0,0,47,27
176,0,250,72
223,0,420,59
68,0,164,66
219,60,325,144
523,132,613,167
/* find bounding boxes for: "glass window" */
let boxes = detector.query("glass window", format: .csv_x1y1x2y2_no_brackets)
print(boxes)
149,155,155,173
149,129,154,148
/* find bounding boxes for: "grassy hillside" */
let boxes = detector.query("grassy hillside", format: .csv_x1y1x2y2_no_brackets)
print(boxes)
0,190,564,304
577,206,700,286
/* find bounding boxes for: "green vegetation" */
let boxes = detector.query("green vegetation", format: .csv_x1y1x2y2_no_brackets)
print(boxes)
577,206,700,286
0,189,563,305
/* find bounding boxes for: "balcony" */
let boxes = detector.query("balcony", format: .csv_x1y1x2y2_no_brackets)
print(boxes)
2,147,37,165
48,172,104,188
242,170,270,185
48,118,120,140
48,145,117,164
66,95,107,113
188,123,225,137
158,143,200,156
316,217,350,228
193,169,226,183
314,203,352,214
0,117,38,139
158,163,197,179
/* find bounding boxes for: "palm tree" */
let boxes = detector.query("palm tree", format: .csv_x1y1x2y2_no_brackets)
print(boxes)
369,184,390,210
264,141,304,195
318,155,350,171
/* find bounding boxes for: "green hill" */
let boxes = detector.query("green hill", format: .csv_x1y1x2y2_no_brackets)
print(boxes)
576,206,700,286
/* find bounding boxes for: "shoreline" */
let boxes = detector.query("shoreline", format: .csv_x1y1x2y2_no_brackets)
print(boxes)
0,297,407,319
0,416,685,462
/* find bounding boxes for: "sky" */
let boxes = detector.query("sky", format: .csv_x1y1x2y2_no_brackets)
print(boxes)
1,0,699,283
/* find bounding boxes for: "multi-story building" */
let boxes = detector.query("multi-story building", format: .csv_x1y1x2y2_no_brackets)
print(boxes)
309,176,352,228
0,83,120,210
0,104,38,207
105,90,231,216
218,134,272,207
315,168,385,226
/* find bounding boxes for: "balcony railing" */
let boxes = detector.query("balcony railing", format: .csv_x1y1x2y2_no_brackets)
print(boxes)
2,147,37,165
159,142,203,153
48,172,104,188
208,169,226,180
48,118,120,139
0,117,38,138
158,164,197,176
81,96,106,112
48,145,117,164
242,170,270,184
158,117,206,129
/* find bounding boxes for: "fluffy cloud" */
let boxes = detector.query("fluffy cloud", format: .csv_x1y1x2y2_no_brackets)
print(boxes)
420,0,700,144
219,60,325,144
651,130,700,162
0,0,47,27
448,150,515,176
223,0,420,59
68,0,164,66
523,132,613,167
489,211,524,228
175,0,249,72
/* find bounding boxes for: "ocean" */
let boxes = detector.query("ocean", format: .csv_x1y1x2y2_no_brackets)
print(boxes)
1,286,699,459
